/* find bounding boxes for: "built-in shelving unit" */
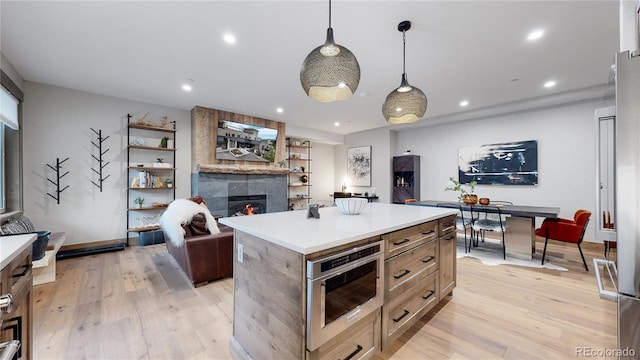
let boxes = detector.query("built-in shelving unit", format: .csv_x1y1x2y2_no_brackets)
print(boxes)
287,137,311,210
126,114,176,244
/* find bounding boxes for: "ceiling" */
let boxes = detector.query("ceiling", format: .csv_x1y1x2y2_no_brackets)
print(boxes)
1,1,620,136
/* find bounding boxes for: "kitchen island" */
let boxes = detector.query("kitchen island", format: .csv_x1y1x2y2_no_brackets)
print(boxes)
220,203,458,360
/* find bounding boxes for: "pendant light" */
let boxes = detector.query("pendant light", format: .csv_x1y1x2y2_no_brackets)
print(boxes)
382,21,427,124
300,0,360,102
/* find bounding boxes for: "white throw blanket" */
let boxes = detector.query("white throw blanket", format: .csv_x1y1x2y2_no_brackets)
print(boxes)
160,199,220,247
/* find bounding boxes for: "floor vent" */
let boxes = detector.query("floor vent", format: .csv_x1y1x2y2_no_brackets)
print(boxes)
56,243,125,260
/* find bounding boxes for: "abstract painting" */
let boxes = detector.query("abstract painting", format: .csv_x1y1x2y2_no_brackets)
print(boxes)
458,140,538,185
347,146,371,186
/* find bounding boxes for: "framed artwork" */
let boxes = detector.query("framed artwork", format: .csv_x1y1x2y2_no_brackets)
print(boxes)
347,145,372,186
215,119,278,163
458,140,538,185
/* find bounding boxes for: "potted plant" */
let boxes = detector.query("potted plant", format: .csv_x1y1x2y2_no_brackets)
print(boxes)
160,136,170,148
134,197,145,208
445,177,478,204
165,178,173,188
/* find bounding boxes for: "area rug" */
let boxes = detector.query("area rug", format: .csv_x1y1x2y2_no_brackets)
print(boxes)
456,237,568,271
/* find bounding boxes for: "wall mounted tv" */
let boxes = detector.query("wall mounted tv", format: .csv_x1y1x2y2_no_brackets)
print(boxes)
216,120,278,163
458,140,538,185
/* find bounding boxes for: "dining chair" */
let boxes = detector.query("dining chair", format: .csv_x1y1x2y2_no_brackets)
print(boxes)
437,203,473,253
535,209,591,271
471,204,507,259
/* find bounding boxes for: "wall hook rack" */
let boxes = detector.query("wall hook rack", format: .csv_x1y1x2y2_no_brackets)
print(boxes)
47,157,70,204
90,128,111,192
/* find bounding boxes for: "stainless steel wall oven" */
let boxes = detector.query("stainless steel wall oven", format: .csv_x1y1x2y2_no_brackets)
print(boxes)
306,240,384,351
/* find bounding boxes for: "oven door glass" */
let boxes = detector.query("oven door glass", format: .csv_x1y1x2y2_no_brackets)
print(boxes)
323,259,378,326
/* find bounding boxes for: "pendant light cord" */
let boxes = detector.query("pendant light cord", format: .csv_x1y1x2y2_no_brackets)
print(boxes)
402,30,406,74
328,0,332,28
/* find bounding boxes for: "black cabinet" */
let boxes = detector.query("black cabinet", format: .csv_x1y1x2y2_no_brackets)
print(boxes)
392,155,420,204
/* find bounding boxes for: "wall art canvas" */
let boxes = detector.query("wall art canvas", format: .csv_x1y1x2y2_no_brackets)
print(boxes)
215,120,278,162
458,140,538,185
347,145,372,186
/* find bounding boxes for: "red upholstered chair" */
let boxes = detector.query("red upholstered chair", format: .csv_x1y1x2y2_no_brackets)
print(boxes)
535,210,591,271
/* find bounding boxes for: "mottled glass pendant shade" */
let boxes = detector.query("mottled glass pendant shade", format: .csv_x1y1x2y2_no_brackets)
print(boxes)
382,74,427,124
300,28,360,102
382,20,427,124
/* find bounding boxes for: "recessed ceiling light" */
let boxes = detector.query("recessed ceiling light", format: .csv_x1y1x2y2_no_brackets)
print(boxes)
182,79,194,92
276,107,283,113
460,100,469,107
544,80,556,88
334,122,340,127
527,29,544,41
223,33,236,45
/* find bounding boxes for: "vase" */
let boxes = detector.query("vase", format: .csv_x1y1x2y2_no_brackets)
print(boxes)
462,194,478,205
479,197,490,205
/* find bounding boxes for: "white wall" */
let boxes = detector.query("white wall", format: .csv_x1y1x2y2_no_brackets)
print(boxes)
395,98,614,242
23,82,190,245
308,142,334,204
338,128,394,203
1,52,24,90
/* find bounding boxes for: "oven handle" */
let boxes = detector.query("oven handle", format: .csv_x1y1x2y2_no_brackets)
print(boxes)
593,258,618,302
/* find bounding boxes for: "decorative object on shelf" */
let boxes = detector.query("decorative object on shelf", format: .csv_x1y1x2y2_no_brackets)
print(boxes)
278,159,287,168
134,197,145,209
46,157,70,205
382,20,427,124
335,197,367,215
300,174,308,183
90,127,111,192
479,197,491,205
445,176,477,203
347,145,371,186
131,136,145,146
160,136,170,148
165,178,173,188
300,0,360,103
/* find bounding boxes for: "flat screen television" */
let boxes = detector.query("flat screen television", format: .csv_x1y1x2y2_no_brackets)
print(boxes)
458,140,538,185
215,120,278,163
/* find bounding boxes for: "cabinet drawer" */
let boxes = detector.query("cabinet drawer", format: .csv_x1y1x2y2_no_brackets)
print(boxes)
383,271,438,345
383,221,437,259
307,308,381,360
439,214,457,235
8,248,32,295
385,240,437,299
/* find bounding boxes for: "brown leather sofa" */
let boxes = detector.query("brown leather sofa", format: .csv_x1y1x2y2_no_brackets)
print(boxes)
165,214,233,287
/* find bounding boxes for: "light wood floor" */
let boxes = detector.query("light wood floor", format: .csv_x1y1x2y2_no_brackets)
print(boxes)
33,237,617,360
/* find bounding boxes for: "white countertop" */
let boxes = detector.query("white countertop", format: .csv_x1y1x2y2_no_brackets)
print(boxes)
219,203,457,254
0,233,37,269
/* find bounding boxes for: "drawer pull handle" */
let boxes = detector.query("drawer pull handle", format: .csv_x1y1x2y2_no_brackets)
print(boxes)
422,229,435,235
394,269,411,279
445,235,455,241
422,290,435,300
11,265,31,278
393,309,410,323
343,344,363,360
393,238,410,246
422,256,435,264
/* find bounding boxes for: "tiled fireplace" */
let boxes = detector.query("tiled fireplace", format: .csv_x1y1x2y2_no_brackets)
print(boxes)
192,172,287,217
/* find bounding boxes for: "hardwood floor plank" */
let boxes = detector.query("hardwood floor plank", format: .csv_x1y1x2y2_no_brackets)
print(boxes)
32,240,616,360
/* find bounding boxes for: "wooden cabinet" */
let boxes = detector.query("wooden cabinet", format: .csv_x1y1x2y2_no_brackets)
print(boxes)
286,137,311,210
307,308,381,360
392,155,420,204
439,214,457,298
1,247,33,360
381,215,457,349
126,115,176,244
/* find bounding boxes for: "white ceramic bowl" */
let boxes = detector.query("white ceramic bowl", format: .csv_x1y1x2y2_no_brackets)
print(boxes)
335,197,368,215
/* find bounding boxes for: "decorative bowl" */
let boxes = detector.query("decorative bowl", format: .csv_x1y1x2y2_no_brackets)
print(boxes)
479,197,490,205
335,197,368,215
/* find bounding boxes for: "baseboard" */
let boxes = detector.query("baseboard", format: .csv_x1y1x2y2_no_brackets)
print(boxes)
59,238,126,252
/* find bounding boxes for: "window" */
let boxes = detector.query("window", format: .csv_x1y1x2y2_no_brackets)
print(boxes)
1,84,20,214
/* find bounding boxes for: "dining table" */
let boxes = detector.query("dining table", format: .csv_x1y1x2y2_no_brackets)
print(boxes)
407,200,560,260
